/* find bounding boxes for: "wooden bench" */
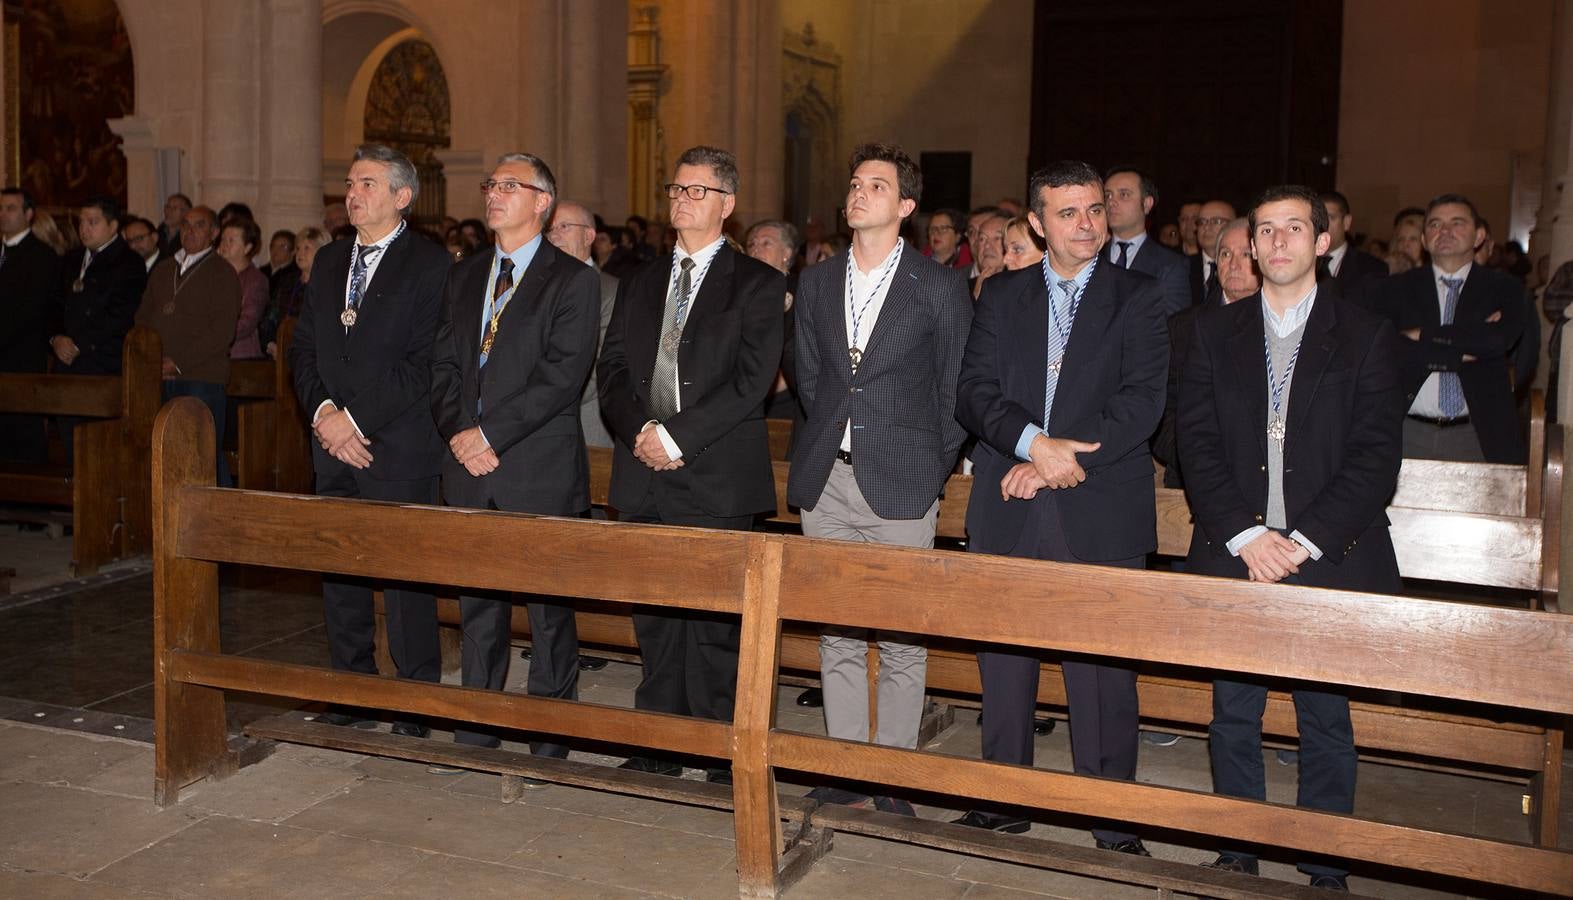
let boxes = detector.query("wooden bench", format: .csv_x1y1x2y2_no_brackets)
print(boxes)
0,327,161,575
223,318,311,494
151,396,1573,897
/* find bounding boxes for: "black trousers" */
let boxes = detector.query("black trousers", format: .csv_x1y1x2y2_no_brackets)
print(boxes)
315,469,441,698
622,477,753,724
974,492,1142,844
1210,677,1354,877
453,504,583,755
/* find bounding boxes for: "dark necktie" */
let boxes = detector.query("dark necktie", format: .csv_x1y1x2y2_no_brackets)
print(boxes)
1115,241,1131,268
1439,276,1466,417
479,257,516,367
650,257,696,421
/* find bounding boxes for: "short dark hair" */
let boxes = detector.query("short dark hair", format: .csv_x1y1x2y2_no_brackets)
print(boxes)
1393,206,1425,227
848,142,922,205
674,145,739,194
1026,160,1102,218
122,216,155,235
224,217,262,255
1247,185,1328,238
1425,193,1479,226
625,215,648,236
270,229,296,249
167,193,192,207
1320,190,1351,217
2,186,34,212
929,208,964,232
969,204,1005,219
1105,166,1158,204
82,195,120,226
218,202,253,225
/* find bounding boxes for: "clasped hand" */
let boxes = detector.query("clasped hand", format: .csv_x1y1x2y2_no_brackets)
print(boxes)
635,422,683,471
314,408,373,469
449,426,498,477
1001,434,1101,500
1239,531,1310,583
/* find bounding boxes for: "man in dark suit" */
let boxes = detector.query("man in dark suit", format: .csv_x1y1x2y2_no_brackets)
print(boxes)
953,161,1167,854
1103,167,1191,316
49,196,147,464
1375,193,1525,463
1178,185,1404,890
547,199,619,450
290,144,451,737
1318,191,1387,304
597,146,784,780
429,153,600,767
1189,200,1236,306
786,143,972,813
1,187,59,463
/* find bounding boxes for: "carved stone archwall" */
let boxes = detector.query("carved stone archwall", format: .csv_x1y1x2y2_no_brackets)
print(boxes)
363,38,451,227
782,22,840,232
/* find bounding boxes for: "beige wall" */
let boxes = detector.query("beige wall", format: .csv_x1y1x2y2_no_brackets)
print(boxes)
781,0,1034,221
1337,0,1555,245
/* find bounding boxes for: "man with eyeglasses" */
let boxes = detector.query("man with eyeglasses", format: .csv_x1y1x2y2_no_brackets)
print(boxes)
1190,199,1236,305
598,145,784,782
290,143,453,737
547,199,620,449
426,154,601,773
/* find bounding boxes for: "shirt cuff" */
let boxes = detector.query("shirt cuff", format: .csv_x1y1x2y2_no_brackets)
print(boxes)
1014,425,1046,461
312,399,335,425
1289,529,1324,560
655,423,683,461
1226,525,1269,556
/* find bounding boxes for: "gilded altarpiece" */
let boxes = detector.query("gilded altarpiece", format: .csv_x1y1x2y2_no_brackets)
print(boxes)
363,39,451,229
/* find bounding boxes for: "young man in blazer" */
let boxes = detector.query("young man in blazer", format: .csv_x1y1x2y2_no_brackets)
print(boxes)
786,143,972,814
597,146,784,781
1103,167,1191,317
428,153,601,768
953,161,1168,855
290,144,452,737
1375,193,1526,463
1318,191,1387,302
1178,185,1404,890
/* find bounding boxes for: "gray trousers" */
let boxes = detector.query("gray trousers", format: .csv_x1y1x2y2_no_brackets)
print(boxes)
1402,416,1483,462
801,459,938,749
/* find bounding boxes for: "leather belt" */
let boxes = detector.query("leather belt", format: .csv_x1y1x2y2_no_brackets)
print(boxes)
835,449,853,465
1407,414,1471,428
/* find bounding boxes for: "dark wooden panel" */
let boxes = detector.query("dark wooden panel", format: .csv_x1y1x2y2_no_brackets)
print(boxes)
0,374,120,417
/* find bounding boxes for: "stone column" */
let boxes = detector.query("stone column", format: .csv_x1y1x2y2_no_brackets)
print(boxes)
108,116,160,225
260,0,323,235
559,0,626,218
1533,0,1572,269
200,0,261,210
434,148,486,221
627,5,668,222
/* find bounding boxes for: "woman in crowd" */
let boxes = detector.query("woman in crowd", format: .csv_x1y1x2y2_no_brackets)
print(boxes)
261,225,330,358
31,209,78,255
1002,215,1045,271
218,217,268,359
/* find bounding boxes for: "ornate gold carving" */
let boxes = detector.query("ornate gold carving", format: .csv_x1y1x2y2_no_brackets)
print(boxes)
364,40,452,227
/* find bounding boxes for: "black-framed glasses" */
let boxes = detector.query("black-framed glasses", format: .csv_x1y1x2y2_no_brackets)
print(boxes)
665,183,731,201
480,180,547,195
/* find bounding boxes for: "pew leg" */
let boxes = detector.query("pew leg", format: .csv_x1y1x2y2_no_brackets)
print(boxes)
71,420,121,577
735,539,788,897
373,609,395,676
1528,723,1564,846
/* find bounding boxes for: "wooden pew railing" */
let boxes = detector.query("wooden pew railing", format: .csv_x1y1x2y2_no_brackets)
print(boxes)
223,317,310,494
154,397,1573,898
0,327,161,574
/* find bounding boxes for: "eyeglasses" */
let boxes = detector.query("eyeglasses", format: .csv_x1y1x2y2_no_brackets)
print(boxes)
665,183,731,201
480,180,547,195
549,222,594,234
1198,217,1232,227
928,225,956,234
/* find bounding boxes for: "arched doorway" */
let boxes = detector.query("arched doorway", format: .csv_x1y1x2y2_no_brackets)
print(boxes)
10,0,134,210
362,39,450,230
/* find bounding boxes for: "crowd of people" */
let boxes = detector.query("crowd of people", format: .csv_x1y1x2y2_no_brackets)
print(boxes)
1,137,1566,892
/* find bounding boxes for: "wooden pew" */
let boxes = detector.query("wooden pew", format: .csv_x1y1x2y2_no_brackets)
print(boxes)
151,398,1573,897
223,318,311,494
0,327,161,574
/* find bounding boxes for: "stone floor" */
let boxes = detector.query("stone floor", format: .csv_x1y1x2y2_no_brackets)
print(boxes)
0,561,1568,898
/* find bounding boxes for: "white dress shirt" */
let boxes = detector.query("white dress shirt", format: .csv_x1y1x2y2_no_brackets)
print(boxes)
651,236,726,460
840,240,904,451
1324,242,1348,277
1407,262,1472,418
313,223,407,436
1109,231,1148,267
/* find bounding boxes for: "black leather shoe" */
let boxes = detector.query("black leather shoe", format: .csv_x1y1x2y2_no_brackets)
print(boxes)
1203,853,1259,875
617,756,682,776
390,721,429,738
951,810,1031,834
873,796,916,816
705,768,733,784
1096,838,1151,856
805,785,871,807
796,687,823,707
1309,874,1349,891
316,709,377,729
577,656,609,671
1033,717,1056,735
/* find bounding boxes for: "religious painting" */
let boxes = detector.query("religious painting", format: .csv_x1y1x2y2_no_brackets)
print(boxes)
10,0,134,208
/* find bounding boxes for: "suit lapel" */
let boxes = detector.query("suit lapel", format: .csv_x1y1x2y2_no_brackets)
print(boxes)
1050,262,1116,429
822,251,853,378
859,244,919,367
1016,272,1050,427
457,255,490,364
493,240,555,344
1227,295,1270,460
1284,286,1339,443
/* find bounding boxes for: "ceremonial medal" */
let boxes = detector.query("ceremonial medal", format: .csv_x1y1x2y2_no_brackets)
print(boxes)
72,278,85,293
161,302,176,315
479,332,495,358
848,346,863,372
1263,333,1300,448
340,307,358,327
845,239,904,377
1047,356,1063,375
1267,414,1287,445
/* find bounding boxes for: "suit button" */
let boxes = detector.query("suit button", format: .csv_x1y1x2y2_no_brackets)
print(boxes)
341,355,350,362
1254,514,1264,523
1259,465,1266,472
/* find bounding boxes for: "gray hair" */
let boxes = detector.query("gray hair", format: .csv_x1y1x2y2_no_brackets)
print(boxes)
495,152,558,221
295,225,332,250
1215,216,1250,258
746,219,799,254
675,145,739,194
353,143,419,210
